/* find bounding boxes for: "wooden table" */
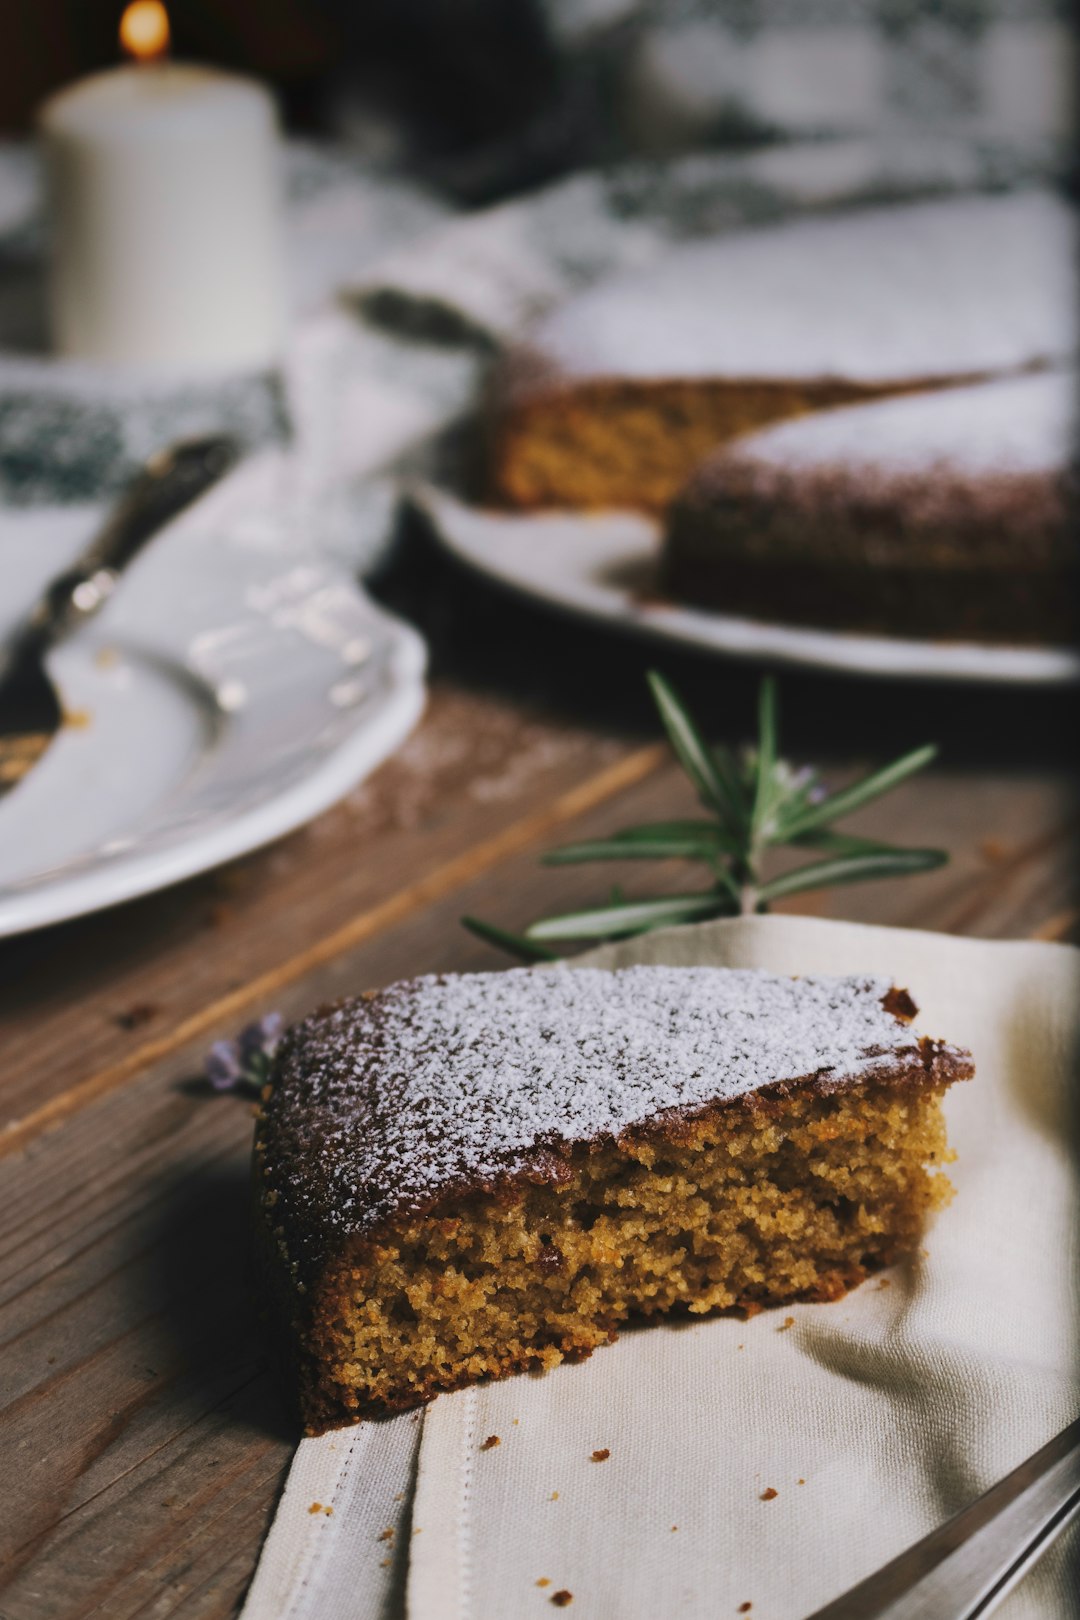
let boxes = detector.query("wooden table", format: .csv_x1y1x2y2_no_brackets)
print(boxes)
1,525,1075,1617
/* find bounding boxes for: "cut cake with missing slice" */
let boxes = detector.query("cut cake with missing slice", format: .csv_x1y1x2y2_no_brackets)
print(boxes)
252,964,973,1433
488,190,1075,512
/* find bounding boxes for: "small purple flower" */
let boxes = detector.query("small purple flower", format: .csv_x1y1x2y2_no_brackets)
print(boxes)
790,764,828,805
205,1038,244,1091
204,1011,283,1094
238,1012,284,1065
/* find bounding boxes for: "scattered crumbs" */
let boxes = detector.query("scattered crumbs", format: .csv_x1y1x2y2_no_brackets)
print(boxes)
380,1559,391,1569
738,1604,753,1614
377,1529,395,1543
878,1278,892,1290
324,1507,333,1516
979,837,1009,863
760,1488,778,1501
551,1593,573,1608
737,1344,744,1351
413,1528,423,1536
797,1479,806,1486
513,1418,520,1426
114,1002,158,1031
670,1525,678,1533
63,708,92,730
777,1316,795,1333
480,1434,501,1451
308,1503,323,1515
393,1493,404,1502
550,1491,559,1501
536,1578,551,1588
591,1449,610,1463
211,864,254,898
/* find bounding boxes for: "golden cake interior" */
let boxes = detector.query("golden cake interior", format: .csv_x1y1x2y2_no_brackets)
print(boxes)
489,375,941,511
299,1075,952,1430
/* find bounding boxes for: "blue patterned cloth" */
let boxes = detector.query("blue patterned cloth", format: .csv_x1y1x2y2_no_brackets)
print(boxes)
546,0,1071,148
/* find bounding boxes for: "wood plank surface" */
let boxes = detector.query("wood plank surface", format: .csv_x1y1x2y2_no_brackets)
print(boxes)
0,688,647,1148
1,537,1075,1618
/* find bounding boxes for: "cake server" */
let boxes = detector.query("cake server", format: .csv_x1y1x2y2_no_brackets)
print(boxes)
806,1416,1080,1620
0,434,238,799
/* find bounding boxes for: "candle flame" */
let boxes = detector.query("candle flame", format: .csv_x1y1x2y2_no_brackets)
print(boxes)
119,0,170,63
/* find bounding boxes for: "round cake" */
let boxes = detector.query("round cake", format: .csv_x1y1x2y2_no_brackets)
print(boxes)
662,369,1076,645
488,189,1076,512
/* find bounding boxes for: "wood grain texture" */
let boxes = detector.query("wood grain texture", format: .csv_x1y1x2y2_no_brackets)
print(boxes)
0,665,1074,1620
0,691,656,1149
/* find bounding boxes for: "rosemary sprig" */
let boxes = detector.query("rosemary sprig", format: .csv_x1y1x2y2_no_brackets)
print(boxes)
463,672,946,960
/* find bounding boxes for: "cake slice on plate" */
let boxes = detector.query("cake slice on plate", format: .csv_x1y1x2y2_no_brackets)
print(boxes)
662,369,1076,645
489,189,1075,512
253,964,972,1432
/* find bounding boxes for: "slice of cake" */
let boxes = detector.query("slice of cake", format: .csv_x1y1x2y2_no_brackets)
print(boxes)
662,370,1076,645
253,965,972,1433
488,190,1075,512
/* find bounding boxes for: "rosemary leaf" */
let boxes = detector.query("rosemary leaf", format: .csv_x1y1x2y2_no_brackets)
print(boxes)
609,819,740,843
756,846,947,904
646,672,735,824
749,676,779,845
792,830,906,856
710,742,750,831
525,891,733,942
776,744,938,840
461,916,558,961
543,827,740,864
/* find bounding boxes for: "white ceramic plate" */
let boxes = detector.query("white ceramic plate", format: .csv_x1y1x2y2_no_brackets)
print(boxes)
0,452,426,937
416,485,1080,687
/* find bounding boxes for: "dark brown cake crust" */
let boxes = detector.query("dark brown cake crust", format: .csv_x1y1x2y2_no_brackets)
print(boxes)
663,433,1077,645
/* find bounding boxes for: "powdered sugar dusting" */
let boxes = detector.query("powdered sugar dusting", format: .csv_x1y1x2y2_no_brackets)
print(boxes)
524,191,1076,386
261,965,945,1258
708,369,1075,481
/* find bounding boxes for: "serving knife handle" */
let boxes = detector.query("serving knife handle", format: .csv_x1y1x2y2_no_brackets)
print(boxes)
18,434,239,657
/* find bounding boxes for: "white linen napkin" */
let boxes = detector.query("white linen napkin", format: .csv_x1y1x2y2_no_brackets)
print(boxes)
242,915,1079,1620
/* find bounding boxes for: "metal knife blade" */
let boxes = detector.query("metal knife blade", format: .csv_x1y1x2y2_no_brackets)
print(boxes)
0,434,238,798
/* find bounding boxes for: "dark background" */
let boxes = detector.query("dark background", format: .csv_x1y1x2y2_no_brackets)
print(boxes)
6,0,596,201
5,0,1073,203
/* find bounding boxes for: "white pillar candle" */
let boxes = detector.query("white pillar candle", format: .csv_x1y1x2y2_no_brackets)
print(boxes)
38,14,285,372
